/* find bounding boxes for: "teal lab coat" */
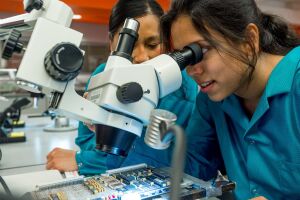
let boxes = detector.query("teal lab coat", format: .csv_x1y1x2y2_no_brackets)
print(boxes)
185,46,300,199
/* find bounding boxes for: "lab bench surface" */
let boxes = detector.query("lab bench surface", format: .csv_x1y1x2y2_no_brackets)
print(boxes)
0,115,79,176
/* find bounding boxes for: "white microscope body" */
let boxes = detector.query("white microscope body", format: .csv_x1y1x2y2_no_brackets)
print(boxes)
0,0,203,155
0,0,142,135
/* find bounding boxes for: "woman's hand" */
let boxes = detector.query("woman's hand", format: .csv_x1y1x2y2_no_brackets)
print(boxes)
46,147,78,172
250,196,268,200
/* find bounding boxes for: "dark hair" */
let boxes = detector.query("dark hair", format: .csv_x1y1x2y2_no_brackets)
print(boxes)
109,0,164,40
161,0,300,77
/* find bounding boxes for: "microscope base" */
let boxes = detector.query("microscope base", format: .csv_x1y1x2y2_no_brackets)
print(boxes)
0,128,26,144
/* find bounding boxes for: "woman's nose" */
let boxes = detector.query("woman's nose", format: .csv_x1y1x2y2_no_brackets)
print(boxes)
132,46,149,64
186,63,204,76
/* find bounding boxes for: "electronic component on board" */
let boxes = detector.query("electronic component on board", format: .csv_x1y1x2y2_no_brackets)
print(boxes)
24,164,235,200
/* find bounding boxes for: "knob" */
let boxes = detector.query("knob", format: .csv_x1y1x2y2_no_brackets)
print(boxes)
116,82,143,104
25,0,44,13
2,29,23,60
44,42,83,81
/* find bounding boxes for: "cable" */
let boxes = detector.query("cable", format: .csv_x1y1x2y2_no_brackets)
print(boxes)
0,175,12,197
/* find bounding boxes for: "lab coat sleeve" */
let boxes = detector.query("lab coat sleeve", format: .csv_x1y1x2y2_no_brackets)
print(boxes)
184,92,223,181
75,149,107,175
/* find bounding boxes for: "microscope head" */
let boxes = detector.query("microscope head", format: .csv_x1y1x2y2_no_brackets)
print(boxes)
87,18,204,156
0,0,82,95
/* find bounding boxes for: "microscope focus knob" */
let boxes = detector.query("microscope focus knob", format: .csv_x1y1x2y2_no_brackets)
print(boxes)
116,82,143,104
44,42,83,81
25,0,44,13
2,29,23,60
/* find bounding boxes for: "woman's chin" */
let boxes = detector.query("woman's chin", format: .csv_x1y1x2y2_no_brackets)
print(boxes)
207,93,226,102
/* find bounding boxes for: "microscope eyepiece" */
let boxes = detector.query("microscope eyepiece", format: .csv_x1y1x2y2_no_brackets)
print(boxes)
111,18,139,62
169,43,203,71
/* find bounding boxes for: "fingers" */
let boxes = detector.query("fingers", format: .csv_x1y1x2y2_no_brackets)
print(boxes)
46,151,56,169
46,155,78,172
46,160,54,170
46,147,61,159
46,156,65,171
46,149,55,159
250,197,268,200
87,124,96,132
46,148,63,167
83,92,89,99
83,122,96,132
46,160,63,172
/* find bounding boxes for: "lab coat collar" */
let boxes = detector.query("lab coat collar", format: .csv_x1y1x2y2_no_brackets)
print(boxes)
220,46,300,131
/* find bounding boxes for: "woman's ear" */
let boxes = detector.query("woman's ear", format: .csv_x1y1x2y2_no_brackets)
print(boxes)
109,41,113,52
245,23,260,54
109,34,119,52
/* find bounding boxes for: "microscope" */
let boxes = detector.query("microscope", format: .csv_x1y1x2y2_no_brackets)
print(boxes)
0,0,203,156
0,97,31,143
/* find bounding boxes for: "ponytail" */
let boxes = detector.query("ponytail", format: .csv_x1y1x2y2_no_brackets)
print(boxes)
259,13,300,55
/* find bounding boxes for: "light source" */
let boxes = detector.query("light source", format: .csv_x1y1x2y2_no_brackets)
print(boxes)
144,109,186,200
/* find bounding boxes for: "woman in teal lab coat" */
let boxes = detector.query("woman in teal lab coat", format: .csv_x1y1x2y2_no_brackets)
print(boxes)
160,0,300,199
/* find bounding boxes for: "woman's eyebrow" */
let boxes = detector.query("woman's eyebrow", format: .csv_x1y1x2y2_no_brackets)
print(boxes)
173,40,208,51
197,39,209,44
144,35,160,43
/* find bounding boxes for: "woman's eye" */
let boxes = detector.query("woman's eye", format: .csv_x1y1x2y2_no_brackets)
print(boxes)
147,43,160,49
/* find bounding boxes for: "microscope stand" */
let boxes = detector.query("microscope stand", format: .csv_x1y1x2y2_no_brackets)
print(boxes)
0,127,26,144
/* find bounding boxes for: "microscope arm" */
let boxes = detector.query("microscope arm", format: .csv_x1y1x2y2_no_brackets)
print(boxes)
53,79,143,135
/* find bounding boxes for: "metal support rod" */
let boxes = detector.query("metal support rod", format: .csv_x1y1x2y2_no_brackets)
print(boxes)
163,125,186,200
